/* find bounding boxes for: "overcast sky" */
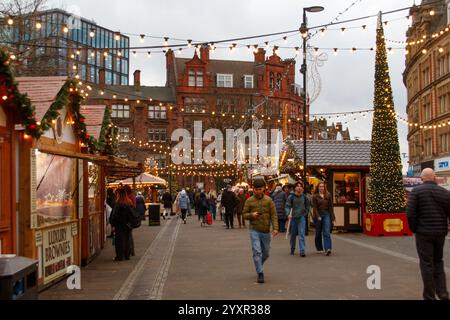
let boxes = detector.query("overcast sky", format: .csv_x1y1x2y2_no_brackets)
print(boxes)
47,0,416,172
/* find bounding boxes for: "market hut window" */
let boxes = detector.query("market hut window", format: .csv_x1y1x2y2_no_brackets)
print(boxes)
333,172,361,205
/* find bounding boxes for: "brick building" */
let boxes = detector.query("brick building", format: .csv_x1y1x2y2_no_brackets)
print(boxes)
166,46,306,189
310,119,351,141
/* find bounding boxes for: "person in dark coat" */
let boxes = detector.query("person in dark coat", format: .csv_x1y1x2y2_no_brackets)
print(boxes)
271,184,288,233
236,189,246,228
162,190,173,220
110,188,134,261
135,192,146,221
198,192,209,223
221,185,238,229
407,168,450,300
124,185,136,256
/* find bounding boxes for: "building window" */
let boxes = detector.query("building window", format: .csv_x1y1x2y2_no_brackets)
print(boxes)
276,73,282,90
111,104,130,118
438,93,448,115
118,127,130,142
244,75,254,89
269,72,275,89
422,66,430,88
184,97,207,113
188,70,204,87
148,105,167,119
146,155,166,169
217,74,233,88
440,133,450,153
425,138,433,156
148,129,167,142
423,96,432,122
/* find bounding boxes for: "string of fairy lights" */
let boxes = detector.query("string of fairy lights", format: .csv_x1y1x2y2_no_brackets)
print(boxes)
2,2,441,61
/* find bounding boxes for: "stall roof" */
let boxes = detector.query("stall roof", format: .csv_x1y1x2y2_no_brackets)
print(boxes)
110,172,167,186
291,140,372,167
80,105,106,140
16,76,67,121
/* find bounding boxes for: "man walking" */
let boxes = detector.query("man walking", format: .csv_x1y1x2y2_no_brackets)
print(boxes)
162,189,173,220
243,179,279,284
285,182,311,257
407,168,450,300
221,185,237,229
271,184,288,233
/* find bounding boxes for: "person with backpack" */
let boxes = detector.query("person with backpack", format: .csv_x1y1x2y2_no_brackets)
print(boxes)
221,185,238,229
177,189,191,224
285,182,311,257
198,191,209,224
109,188,135,261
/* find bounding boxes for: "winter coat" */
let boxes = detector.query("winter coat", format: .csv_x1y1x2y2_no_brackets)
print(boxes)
407,181,450,236
198,193,209,217
312,193,335,220
236,194,246,215
135,195,146,216
285,193,310,218
110,203,134,231
178,193,190,210
162,192,173,209
221,190,237,215
271,190,287,218
243,195,279,233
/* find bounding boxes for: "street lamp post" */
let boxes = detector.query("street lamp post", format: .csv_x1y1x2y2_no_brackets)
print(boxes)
300,5,324,189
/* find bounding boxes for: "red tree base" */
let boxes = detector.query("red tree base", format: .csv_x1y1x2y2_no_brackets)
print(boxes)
363,212,412,237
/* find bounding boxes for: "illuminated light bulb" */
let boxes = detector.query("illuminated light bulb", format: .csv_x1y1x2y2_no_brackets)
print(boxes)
439,47,444,53
100,91,104,95
115,32,121,41
341,27,346,35
405,49,409,55
132,51,137,57
177,48,182,55
295,47,300,55
2,95,7,101
104,51,108,57
429,10,435,16
36,21,42,29
63,25,69,33
320,28,326,36
352,48,356,53
124,98,129,102
314,47,319,55
90,51,95,57
422,49,427,54
164,37,169,46
113,95,117,99
187,39,192,48
72,65,77,70
140,34,145,43
440,30,444,35
118,50,122,57
90,29,95,38
7,17,14,25
422,35,427,39
333,48,338,56
147,51,151,58
10,54,16,60
247,45,251,52
283,36,288,43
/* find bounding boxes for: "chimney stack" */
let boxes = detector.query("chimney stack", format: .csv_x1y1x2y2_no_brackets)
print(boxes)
200,45,209,62
133,70,141,92
254,48,266,64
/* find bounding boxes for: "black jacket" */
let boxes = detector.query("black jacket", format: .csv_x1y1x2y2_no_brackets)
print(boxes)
221,190,237,214
162,192,173,208
407,181,450,236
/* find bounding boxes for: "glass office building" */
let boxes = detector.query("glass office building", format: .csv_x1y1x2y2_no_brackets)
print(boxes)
0,9,129,85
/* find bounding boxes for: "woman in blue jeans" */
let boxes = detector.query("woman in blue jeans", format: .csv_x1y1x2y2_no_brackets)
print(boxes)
312,182,336,256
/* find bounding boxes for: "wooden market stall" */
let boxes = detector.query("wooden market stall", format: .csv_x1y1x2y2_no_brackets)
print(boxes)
280,140,372,232
109,172,167,204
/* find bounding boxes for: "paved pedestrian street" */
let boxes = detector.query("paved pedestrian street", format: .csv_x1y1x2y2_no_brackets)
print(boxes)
38,216,450,301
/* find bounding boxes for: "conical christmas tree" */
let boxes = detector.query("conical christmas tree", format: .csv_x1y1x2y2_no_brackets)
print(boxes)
367,13,405,213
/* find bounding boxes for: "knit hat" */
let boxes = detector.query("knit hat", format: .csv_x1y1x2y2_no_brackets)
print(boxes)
253,179,266,189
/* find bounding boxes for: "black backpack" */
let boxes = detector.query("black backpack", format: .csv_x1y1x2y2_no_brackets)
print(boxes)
129,207,142,229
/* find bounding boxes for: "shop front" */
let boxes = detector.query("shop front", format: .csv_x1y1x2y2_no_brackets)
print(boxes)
435,156,450,177
280,140,372,232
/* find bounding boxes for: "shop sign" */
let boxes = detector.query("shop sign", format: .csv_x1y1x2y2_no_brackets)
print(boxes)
383,219,403,233
435,157,450,173
42,225,73,284
35,231,43,246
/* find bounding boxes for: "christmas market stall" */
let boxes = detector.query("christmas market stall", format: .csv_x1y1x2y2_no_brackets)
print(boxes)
109,172,167,203
280,140,372,232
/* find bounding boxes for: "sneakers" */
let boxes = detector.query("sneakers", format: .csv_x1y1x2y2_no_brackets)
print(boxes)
326,250,332,256
300,253,306,258
257,273,265,284
316,250,324,254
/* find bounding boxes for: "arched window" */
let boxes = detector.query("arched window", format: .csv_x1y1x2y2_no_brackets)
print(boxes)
269,72,274,89
277,73,282,90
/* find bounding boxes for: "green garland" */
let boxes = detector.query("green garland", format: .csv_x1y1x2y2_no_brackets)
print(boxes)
0,49,40,137
0,48,98,152
97,107,118,155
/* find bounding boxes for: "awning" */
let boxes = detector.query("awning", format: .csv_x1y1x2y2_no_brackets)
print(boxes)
37,146,143,181
109,172,167,186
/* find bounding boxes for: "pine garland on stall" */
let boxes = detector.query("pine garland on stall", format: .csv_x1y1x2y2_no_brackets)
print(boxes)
367,15,406,213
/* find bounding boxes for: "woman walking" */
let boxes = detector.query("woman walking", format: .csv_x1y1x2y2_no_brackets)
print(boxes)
110,188,134,261
177,189,191,224
312,182,336,256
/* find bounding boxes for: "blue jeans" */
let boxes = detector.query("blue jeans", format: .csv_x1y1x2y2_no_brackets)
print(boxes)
290,216,306,254
320,212,332,251
209,204,216,220
250,230,271,274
